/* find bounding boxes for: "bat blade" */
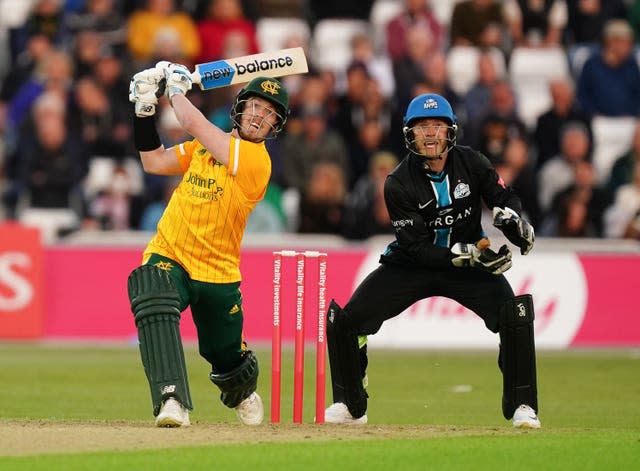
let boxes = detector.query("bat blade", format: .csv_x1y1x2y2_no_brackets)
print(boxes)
192,47,308,90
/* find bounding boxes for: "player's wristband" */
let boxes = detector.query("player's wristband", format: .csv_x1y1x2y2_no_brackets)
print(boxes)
133,114,161,152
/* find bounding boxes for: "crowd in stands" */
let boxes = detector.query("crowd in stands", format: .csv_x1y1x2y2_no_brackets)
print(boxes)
1,0,640,243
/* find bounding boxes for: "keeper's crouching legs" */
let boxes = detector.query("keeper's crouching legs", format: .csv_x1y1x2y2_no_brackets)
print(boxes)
498,294,538,420
128,265,193,415
326,300,368,419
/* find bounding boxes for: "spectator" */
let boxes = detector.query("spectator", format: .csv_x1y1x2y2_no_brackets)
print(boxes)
196,0,258,63
350,32,395,99
65,0,127,55
297,161,347,234
6,49,73,133
69,76,130,160
628,0,640,39
546,160,611,236
126,0,201,67
385,0,443,61
538,122,591,214
342,150,398,240
622,208,640,239
564,0,628,46
475,80,527,152
18,93,88,212
576,19,640,117
606,120,640,196
495,137,541,227
392,24,437,110
90,163,139,230
504,0,568,48
541,192,597,237
72,29,109,78
462,50,502,146
9,0,71,61
422,51,461,111
334,61,371,149
307,0,374,27
534,78,592,170
604,162,640,237
450,0,507,51
344,77,392,189
0,34,53,108
280,104,349,193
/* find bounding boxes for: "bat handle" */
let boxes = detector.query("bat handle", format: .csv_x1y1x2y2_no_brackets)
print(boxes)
190,70,202,85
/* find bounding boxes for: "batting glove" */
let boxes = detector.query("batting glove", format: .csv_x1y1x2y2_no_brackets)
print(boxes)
129,68,166,117
157,62,192,100
492,207,535,255
451,242,513,275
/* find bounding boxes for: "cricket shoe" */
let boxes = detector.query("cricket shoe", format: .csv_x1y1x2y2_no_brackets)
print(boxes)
324,402,368,425
236,392,264,425
512,404,541,429
155,397,191,427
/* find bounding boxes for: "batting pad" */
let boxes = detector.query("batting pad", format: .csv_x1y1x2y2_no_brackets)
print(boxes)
128,265,192,415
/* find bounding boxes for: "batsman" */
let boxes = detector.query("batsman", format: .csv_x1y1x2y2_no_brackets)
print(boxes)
127,62,290,426
325,93,540,428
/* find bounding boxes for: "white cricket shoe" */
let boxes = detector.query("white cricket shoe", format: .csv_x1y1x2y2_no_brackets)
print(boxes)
512,404,541,429
155,397,191,427
236,392,264,425
324,402,368,425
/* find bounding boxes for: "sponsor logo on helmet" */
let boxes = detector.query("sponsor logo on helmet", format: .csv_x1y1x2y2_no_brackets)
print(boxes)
424,98,438,110
453,182,470,199
260,79,281,95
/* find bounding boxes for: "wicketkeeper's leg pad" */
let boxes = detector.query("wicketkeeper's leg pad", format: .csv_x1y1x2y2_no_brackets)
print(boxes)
209,350,259,408
327,299,368,419
128,265,192,415
499,294,538,420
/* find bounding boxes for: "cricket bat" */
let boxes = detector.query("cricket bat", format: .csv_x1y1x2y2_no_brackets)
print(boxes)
191,47,308,90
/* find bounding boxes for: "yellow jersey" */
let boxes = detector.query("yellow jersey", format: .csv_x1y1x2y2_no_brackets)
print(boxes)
143,136,271,283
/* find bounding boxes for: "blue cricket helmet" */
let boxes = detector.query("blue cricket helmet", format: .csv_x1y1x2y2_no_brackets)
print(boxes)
403,93,458,156
403,93,457,127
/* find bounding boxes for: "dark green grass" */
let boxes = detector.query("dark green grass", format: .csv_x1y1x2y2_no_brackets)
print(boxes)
3,431,639,471
1,344,639,469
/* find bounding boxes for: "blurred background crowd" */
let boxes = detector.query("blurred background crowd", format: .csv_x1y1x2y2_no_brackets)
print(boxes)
1,0,640,243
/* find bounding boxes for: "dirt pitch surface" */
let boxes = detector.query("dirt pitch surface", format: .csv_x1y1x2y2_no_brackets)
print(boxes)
1,421,510,456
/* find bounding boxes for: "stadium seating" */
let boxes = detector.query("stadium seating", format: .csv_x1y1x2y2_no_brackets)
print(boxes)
446,46,505,96
311,19,370,72
431,0,464,29
256,17,311,52
369,0,404,53
591,116,637,183
508,47,570,130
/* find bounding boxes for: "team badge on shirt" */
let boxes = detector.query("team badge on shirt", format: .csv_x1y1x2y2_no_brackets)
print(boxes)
453,182,470,199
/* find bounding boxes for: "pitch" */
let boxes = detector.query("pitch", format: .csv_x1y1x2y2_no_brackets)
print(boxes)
1,344,638,469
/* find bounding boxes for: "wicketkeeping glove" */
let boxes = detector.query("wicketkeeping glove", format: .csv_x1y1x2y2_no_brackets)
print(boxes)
492,207,535,255
451,242,513,275
156,61,192,100
129,68,166,117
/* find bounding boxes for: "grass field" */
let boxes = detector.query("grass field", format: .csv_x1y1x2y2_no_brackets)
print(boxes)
1,344,638,470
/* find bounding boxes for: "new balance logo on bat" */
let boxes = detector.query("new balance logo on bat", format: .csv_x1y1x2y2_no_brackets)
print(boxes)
236,56,294,75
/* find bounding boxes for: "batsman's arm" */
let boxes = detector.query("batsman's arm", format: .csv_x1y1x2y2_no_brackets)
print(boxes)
133,116,183,176
169,93,232,167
